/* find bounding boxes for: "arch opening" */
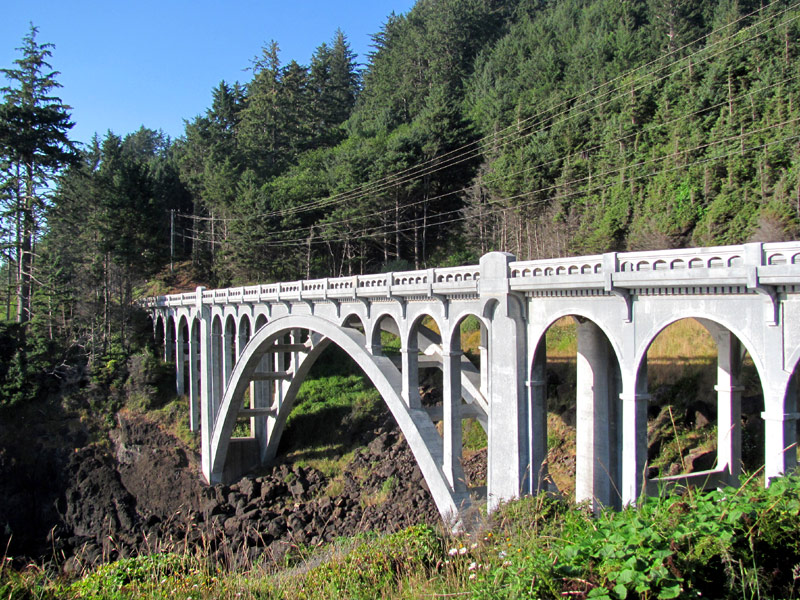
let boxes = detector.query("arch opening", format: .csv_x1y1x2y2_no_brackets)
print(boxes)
640,317,764,494
529,315,622,511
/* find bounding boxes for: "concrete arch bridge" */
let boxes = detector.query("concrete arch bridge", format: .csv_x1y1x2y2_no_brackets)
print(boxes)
143,242,800,525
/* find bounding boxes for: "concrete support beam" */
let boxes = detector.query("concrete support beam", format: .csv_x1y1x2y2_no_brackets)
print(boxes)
715,331,743,486
401,335,421,409
528,336,549,494
222,326,234,390
442,349,465,491
199,306,214,481
763,373,799,481
188,324,200,432
175,331,186,397
620,358,649,505
576,319,620,511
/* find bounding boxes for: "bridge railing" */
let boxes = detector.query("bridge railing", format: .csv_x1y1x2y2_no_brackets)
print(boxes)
138,241,800,309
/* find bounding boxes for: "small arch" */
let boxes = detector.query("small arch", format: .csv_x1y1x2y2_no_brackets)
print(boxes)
556,266,566,275
581,264,592,274
688,258,703,269
568,265,579,275
728,255,743,267
533,268,543,276
653,260,667,271
636,261,650,271
769,253,787,266
671,259,686,269
707,257,723,268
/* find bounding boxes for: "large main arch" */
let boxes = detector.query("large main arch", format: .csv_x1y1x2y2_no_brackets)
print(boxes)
207,313,469,525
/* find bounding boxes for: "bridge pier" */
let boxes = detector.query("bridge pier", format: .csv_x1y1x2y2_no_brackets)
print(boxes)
188,320,200,432
715,331,743,486
528,336,549,494
620,358,649,505
175,321,186,397
575,319,621,511
482,252,530,511
442,349,465,491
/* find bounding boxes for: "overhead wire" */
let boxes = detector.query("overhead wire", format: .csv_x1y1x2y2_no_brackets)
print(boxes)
173,72,800,246
175,115,800,248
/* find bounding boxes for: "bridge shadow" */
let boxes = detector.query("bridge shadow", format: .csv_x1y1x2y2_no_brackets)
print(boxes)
274,345,393,467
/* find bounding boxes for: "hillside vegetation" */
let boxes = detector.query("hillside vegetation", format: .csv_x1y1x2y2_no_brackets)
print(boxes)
5,473,800,599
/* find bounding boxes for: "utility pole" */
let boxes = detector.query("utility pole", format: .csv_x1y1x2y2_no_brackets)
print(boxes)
170,209,175,273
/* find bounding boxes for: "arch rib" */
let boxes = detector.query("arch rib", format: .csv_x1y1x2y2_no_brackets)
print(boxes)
208,314,468,525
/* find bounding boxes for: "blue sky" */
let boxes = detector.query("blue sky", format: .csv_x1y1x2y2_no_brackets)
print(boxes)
1,1,417,148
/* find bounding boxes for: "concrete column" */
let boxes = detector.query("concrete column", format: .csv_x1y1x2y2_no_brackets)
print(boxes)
479,324,489,396
576,319,620,511
716,332,743,486
222,322,234,389
401,333,421,409
175,324,186,396
763,373,799,481
199,305,214,481
528,337,548,494
442,349,464,491
480,252,529,511
164,318,174,363
211,320,223,422
251,352,271,462
620,358,649,505
188,322,200,432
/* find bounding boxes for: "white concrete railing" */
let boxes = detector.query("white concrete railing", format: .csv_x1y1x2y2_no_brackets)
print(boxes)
140,241,800,309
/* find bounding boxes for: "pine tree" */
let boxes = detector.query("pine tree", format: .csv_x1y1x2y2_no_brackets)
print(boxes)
0,24,76,323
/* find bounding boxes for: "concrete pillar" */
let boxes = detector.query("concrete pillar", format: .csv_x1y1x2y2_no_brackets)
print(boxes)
480,252,529,511
199,301,215,481
763,373,799,481
211,319,223,423
620,358,649,505
716,332,743,486
442,349,465,491
222,320,234,389
401,331,421,409
576,319,620,511
188,321,200,432
175,323,186,396
479,324,489,396
528,336,549,494
164,318,174,363
251,352,271,462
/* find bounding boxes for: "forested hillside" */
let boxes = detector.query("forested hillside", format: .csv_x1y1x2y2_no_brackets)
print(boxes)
1,0,799,403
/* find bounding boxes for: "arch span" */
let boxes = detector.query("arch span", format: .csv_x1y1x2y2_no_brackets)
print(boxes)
208,314,468,524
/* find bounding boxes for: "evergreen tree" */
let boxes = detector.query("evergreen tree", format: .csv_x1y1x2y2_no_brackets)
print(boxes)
0,24,76,323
